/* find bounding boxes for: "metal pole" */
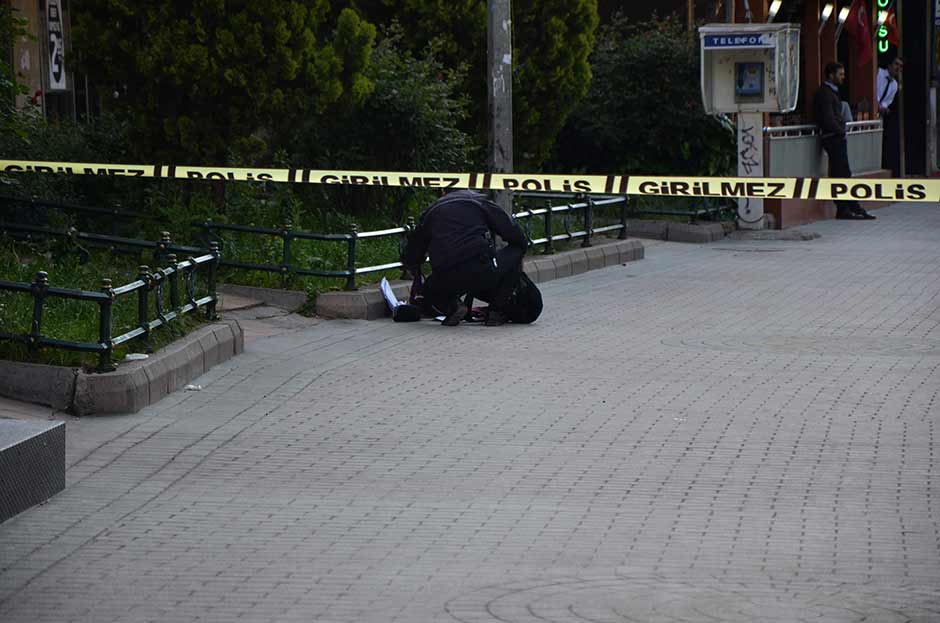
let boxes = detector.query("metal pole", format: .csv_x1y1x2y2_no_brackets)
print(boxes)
898,0,906,176
206,242,219,320
29,271,49,356
137,265,151,352
98,278,115,372
345,224,358,291
488,0,513,214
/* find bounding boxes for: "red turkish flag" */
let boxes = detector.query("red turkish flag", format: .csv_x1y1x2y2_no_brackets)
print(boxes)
844,0,873,67
884,6,900,46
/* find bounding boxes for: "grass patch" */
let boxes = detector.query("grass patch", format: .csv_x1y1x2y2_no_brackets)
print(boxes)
0,237,209,369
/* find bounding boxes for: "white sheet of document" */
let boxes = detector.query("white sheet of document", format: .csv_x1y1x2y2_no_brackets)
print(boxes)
380,277,401,311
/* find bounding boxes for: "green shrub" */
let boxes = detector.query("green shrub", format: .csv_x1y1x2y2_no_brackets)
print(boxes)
552,13,735,178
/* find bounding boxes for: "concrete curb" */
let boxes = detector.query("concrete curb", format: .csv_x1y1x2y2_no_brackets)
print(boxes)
625,220,726,243
0,320,244,417
218,284,307,311
0,361,77,412
316,237,645,320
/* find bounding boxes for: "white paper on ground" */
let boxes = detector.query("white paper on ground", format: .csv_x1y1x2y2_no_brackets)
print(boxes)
380,277,401,311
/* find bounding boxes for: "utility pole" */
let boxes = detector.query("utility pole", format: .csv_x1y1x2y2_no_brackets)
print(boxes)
487,0,513,213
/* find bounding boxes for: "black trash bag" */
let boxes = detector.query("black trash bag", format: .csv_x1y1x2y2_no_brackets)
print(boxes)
502,272,542,324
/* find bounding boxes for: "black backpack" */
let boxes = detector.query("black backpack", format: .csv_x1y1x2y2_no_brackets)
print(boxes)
502,272,543,324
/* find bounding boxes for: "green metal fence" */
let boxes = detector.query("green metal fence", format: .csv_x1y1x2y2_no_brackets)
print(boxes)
0,245,219,372
1,192,633,294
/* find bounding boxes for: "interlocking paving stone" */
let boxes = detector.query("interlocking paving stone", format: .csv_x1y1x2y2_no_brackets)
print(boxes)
0,203,938,622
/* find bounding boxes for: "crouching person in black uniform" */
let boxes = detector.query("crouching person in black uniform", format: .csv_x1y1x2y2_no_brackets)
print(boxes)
403,189,528,327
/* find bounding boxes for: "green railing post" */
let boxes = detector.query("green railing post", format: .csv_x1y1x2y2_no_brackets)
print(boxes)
98,278,116,372
619,196,629,240
582,195,594,248
401,217,415,279
137,265,151,352
207,241,219,320
185,256,198,309
544,200,554,255
281,219,293,288
166,253,180,315
155,231,172,266
28,271,49,356
345,224,358,291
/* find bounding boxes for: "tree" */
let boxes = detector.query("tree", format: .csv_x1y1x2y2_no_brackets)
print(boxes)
552,13,734,177
290,30,474,216
350,0,598,170
0,4,31,134
71,1,377,164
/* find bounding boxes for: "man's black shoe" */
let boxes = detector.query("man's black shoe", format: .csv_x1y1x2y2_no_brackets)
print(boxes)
836,209,864,220
484,309,507,327
855,208,877,220
441,302,468,327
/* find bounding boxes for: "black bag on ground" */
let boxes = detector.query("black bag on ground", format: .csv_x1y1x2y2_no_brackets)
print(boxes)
502,272,542,324
392,304,422,322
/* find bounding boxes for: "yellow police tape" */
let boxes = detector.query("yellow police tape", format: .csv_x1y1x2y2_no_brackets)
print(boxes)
1,160,937,203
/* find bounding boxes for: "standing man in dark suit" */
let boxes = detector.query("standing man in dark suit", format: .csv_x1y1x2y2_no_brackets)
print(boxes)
813,62,876,220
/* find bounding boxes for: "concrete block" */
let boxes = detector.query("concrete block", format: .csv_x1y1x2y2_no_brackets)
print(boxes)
213,323,236,360
217,284,307,311
568,249,590,275
166,340,205,393
73,365,150,416
0,420,65,523
142,356,172,405
625,220,668,240
601,244,622,264
197,328,222,370
361,290,391,320
585,246,607,271
666,222,725,243
229,320,245,355
316,292,368,319
619,240,645,262
552,256,573,279
522,263,540,284
533,258,557,282
0,360,76,411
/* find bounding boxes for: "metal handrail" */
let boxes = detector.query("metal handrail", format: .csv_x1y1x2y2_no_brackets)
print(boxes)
512,193,628,253
0,247,219,372
2,192,632,292
764,119,883,139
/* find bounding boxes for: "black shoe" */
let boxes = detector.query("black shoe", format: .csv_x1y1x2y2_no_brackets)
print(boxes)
836,209,864,220
441,302,468,327
855,208,877,220
484,309,507,327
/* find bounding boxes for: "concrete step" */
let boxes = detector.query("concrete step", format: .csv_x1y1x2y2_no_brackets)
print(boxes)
0,419,65,523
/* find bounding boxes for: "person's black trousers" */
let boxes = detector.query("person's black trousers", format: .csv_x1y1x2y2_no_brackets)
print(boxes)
822,135,861,214
882,111,901,177
424,246,525,315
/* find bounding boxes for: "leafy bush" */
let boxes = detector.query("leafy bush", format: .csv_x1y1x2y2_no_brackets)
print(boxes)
551,13,735,177
289,30,474,218
71,1,377,164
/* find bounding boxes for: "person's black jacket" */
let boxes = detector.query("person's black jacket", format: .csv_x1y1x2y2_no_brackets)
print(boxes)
403,190,527,273
813,83,846,138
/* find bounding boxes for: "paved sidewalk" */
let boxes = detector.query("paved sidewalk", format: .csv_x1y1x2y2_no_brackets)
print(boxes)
1,203,938,622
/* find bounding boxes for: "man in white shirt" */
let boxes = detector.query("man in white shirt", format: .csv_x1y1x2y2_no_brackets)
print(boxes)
877,57,903,176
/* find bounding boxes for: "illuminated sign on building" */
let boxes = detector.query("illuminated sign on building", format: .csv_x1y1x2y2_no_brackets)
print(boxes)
876,0,896,54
